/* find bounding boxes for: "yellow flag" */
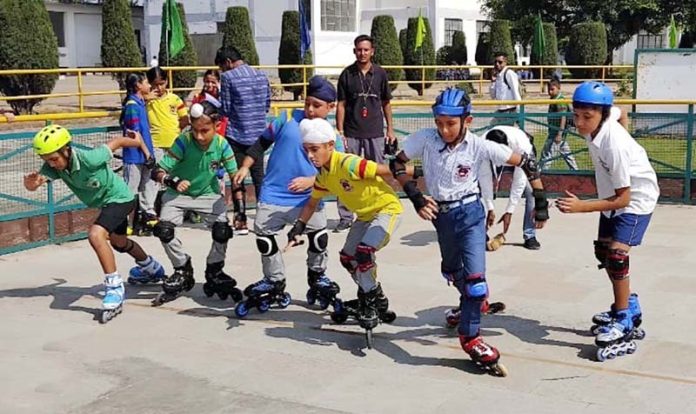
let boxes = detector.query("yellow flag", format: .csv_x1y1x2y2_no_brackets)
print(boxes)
414,10,426,49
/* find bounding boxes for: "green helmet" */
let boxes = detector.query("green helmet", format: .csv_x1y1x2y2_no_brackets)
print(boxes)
33,125,71,155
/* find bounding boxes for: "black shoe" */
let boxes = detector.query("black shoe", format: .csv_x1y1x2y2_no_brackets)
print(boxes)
334,220,352,233
523,237,541,250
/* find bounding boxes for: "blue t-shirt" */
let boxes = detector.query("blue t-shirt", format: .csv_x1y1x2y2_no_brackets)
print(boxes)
259,109,343,207
121,94,155,164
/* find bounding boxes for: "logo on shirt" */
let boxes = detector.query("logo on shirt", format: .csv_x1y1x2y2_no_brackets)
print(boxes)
86,178,101,189
340,179,353,192
455,164,471,180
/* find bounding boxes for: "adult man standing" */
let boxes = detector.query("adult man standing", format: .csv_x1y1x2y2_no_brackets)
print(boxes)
489,52,521,126
335,34,396,232
216,46,271,235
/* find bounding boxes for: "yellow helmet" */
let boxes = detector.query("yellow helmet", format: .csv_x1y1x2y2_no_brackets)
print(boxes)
33,125,72,155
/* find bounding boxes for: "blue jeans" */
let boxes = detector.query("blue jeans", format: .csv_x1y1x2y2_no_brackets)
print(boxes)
522,183,536,241
432,199,487,337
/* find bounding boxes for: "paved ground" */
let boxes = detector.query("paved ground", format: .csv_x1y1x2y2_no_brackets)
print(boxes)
1,201,695,414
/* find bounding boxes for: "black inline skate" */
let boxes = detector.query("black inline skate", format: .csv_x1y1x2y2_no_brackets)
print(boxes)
306,269,342,311
202,261,243,302
151,259,195,306
234,278,291,317
330,284,396,349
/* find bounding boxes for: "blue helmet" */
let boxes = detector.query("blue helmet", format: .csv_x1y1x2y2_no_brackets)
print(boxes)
432,87,472,117
573,81,613,107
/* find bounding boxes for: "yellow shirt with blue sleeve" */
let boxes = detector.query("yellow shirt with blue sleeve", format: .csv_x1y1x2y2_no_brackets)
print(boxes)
147,93,188,149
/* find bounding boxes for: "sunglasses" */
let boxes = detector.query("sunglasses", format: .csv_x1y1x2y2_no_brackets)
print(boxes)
495,60,505,64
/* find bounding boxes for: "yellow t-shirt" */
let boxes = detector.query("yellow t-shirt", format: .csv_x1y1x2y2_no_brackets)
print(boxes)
311,151,402,221
147,93,188,148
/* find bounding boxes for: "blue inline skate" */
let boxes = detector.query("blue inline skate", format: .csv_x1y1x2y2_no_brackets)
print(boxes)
235,278,291,318
306,269,342,311
590,293,645,340
127,256,166,285
595,309,638,361
101,274,125,324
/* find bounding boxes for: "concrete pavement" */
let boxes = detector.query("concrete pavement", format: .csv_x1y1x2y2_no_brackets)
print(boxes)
1,201,695,414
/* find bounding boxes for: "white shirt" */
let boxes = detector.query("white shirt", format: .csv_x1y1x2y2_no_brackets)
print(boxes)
402,128,512,202
479,126,533,213
585,116,659,217
489,68,521,110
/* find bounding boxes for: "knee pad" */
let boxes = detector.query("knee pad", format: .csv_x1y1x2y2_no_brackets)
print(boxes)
307,229,328,253
594,240,610,269
606,249,630,280
153,221,176,243
256,234,279,256
112,239,134,254
355,243,376,273
212,222,234,243
339,251,356,273
463,273,488,302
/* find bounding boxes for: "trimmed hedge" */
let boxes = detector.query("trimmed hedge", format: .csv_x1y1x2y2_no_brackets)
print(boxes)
403,17,436,95
488,20,516,65
278,10,314,100
221,6,259,65
370,15,403,91
566,22,607,79
101,0,142,89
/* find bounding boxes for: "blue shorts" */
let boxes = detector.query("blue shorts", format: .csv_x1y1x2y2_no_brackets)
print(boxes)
598,213,652,246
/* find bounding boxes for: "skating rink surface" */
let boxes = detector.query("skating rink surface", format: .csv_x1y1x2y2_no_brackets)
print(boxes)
1,201,695,414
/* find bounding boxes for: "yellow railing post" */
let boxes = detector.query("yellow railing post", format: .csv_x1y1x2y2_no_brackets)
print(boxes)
601,66,606,83
302,66,307,98
539,67,544,93
77,70,84,113
479,68,484,96
168,69,174,93
421,66,425,96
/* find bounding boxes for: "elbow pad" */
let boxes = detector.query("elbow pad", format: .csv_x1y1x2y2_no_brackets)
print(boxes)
519,152,540,181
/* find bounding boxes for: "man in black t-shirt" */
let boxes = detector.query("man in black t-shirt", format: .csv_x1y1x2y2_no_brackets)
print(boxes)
335,34,396,232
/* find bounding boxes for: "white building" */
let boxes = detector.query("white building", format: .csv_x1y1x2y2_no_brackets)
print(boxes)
45,0,145,68
143,0,489,72
613,28,674,64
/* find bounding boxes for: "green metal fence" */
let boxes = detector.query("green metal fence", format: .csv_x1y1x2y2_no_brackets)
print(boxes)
1,108,694,255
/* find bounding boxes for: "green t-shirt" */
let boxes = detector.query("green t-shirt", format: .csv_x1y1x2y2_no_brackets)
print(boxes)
548,93,570,132
158,132,238,197
39,145,134,208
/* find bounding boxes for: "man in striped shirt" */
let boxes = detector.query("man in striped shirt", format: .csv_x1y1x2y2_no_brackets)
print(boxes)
216,46,271,234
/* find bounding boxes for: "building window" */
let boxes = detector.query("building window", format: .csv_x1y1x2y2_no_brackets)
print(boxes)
321,0,356,32
444,18,463,46
49,11,66,48
637,32,663,49
476,20,490,37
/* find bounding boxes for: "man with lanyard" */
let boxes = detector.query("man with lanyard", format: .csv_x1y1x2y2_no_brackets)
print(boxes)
335,34,397,233
489,52,522,126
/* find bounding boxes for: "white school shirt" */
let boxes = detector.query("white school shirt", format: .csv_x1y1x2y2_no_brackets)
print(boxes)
585,112,659,217
479,126,533,214
489,68,522,110
402,128,512,202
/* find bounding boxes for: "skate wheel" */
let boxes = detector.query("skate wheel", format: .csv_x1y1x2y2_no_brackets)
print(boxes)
331,311,348,324
278,293,292,308
590,324,601,336
217,291,229,301
332,299,344,314
258,301,270,313
231,289,243,302
319,298,330,310
235,301,249,318
632,328,646,340
306,289,316,306
365,329,374,349
99,310,110,324
490,362,508,377
380,310,397,324
202,283,214,298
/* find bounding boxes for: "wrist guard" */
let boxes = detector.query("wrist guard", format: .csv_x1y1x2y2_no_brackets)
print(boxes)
533,189,549,221
163,175,182,190
403,180,427,211
287,220,307,243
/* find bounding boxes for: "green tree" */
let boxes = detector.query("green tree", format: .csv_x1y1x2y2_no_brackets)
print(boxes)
566,22,607,78
436,46,453,65
488,20,516,65
221,6,259,65
403,17,436,95
0,0,59,114
101,0,142,89
450,30,468,64
158,2,198,99
475,32,491,65
530,22,558,79
370,15,403,92
278,10,313,100
399,28,408,59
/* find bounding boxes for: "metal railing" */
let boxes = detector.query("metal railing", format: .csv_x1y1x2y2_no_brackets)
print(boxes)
0,64,633,122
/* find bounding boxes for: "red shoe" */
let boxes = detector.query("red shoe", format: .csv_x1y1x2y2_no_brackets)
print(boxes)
460,335,500,365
